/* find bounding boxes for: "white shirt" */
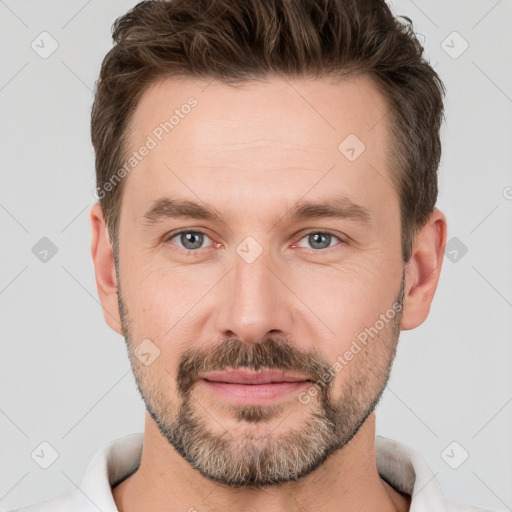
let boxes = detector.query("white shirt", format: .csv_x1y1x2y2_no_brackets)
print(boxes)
4,433,487,511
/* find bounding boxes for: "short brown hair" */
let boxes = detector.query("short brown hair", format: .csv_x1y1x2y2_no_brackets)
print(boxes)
91,0,445,262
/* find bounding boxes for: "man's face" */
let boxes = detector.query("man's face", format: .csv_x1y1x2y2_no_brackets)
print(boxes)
115,76,405,487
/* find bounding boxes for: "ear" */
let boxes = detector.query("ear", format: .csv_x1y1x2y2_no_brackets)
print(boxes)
401,208,447,330
90,203,123,335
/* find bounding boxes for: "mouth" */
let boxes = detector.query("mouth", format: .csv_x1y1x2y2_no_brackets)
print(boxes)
197,369,312,404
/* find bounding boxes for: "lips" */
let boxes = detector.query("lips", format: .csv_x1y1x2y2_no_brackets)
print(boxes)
199,369,310,385
197,369,313,404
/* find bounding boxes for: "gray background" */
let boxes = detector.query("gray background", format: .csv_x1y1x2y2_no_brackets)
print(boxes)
0,0,511,510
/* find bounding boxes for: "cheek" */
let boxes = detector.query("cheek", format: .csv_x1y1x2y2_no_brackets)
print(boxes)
324,312,400,403
119,256,216,354
119,256,228,399
289,259,400,347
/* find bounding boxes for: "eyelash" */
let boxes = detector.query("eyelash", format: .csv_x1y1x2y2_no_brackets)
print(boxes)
164,229,345,253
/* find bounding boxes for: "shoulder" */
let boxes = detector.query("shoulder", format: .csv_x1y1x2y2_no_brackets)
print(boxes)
375,436,497,512
2,433,143,512
1,489,93,512
441,497,495,512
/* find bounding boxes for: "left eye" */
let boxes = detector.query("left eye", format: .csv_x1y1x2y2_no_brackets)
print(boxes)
168,231,213,250
296,232,341,250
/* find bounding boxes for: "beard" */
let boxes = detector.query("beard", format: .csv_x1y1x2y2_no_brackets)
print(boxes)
116,270,404,489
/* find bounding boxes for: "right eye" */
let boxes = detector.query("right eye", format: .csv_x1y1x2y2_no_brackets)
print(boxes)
166,230,214,251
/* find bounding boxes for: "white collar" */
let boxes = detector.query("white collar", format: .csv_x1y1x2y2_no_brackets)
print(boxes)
19,433,481,511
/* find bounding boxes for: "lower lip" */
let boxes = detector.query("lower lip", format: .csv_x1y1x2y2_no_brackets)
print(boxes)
200,379,311,404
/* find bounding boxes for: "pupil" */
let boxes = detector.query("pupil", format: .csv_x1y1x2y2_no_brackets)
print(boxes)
182,232,203,249
309,233,330,249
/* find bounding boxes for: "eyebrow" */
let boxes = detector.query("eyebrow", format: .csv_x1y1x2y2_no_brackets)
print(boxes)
142,196,371,227
143,198,220,224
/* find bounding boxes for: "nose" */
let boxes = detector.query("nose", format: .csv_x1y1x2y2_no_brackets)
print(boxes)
216,244,294,344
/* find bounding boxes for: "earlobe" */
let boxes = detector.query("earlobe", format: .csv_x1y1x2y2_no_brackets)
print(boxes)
90,203,123,335
400,208,448,331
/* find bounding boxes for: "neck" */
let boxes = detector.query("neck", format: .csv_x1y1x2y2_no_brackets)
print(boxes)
113,413,410,512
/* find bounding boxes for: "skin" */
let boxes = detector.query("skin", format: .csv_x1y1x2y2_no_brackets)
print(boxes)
90,75,447,512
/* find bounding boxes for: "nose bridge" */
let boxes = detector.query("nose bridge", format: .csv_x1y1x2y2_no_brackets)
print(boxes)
218,241,292,343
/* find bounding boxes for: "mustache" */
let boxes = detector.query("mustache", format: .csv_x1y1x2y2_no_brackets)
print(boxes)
176,336,332,396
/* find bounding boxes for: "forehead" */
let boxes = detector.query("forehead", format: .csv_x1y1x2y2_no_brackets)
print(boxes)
122,74,395,220
130,74,390,150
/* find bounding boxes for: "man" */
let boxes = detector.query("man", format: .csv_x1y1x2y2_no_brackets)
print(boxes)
5,0,490,511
